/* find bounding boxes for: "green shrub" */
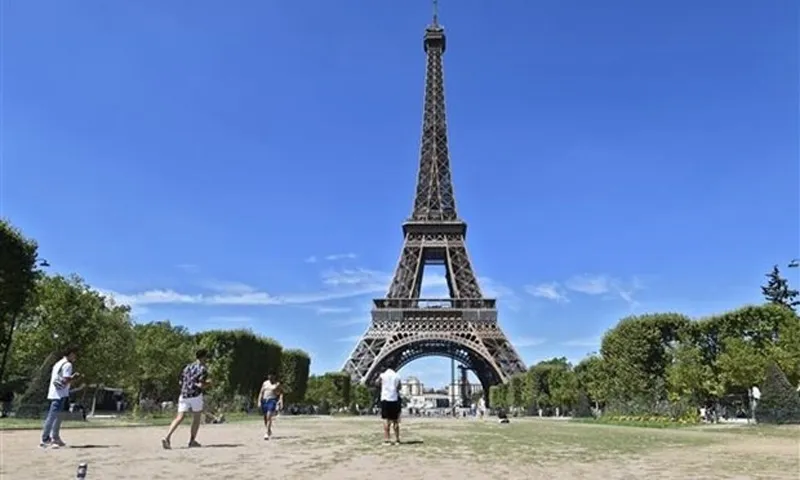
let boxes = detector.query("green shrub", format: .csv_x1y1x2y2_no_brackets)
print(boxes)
755,361,800,425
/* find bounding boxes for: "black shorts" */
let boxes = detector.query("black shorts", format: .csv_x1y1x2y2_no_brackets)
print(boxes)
380,400,401,421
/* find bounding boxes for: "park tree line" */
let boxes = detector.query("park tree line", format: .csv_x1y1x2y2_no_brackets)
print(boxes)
490,266,800,424
0,219,311,416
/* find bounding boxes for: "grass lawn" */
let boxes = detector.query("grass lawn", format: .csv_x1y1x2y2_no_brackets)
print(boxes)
1,416,797,478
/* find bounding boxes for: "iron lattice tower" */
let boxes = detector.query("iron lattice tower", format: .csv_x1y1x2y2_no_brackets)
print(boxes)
341,7,526,397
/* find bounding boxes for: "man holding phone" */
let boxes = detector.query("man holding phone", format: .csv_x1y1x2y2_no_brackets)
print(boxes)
40,346,80,448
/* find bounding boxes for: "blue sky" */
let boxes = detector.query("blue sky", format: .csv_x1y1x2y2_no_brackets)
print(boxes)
2,1,798,389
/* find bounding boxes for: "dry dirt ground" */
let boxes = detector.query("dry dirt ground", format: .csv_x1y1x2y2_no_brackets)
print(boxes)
1,416,798,479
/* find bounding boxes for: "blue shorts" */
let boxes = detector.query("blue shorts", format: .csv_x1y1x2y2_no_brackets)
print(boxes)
261,398,278,415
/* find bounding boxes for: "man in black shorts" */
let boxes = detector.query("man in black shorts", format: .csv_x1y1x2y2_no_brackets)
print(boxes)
378,367,402,445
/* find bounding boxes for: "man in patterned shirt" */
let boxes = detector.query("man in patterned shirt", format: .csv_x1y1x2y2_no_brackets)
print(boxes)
161,349,211,449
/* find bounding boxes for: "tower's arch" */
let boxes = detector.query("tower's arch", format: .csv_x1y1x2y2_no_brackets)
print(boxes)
362,336,504,394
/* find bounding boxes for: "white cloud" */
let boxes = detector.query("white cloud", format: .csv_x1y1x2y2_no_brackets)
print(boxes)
512,337,547,348
564,274,613,295
525,274,643,308
315,306,353,315
525,282,569,303
305,256,318,263
565,274,643,308
176,263,200,273
325,253,357,261
201,281,256,295
101,267,518,313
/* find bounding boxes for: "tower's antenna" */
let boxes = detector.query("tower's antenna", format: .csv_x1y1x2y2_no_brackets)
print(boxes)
432,0,439,26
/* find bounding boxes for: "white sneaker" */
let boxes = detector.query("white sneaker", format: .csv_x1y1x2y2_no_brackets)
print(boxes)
264,433,270,440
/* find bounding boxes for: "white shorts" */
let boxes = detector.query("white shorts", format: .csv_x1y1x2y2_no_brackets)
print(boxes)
177,394,204,413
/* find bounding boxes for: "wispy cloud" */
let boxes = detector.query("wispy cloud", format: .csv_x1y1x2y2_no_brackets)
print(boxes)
525,274,643,308
306,253,358,264
325,253,357,261
512,337,547,348
101,268,387,308
101,267,519,313
525,282,569,303
176,264,200,273
315,306,353,315
201,281,256,295
565,274,643,308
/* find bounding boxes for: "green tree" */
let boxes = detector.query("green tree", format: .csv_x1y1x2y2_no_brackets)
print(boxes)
761,265,800,311
12,275,136,391
665,342,717,405
600,313,690,412
351,383,374,410
574,355,608,407
305,375,335,408
506,373,525,409
488,383,508,409
0,219,40,385
754,361,800,424
715,337,768,393
549,367,579,413
126,321,194,404
304,373,350,411
769,317,800,387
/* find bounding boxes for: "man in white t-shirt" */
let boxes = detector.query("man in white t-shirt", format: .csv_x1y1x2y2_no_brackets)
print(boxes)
378,367,402,445
40,346,80,448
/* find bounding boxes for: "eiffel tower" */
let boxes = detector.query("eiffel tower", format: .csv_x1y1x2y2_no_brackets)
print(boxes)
341,4,526,396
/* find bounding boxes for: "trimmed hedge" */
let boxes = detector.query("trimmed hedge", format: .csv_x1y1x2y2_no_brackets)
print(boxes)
755,361,800,425
280,349,311,404
195,329,282,403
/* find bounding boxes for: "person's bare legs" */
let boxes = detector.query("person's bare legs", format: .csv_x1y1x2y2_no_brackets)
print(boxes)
392,420,400,444
189,411,202,445
265,412,275,438
383,419,391,443
162,412,185,449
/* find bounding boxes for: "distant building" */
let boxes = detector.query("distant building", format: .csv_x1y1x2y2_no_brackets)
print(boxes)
407,392,450,409
447,382,483,407
400,376,424,397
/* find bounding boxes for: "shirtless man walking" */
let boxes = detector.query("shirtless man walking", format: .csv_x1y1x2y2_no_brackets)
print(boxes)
378,367,402,445
257,374,283,440
161,349,210,449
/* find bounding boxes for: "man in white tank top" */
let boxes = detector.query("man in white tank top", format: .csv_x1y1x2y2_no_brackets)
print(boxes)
378,368,402,445
257,374,283,440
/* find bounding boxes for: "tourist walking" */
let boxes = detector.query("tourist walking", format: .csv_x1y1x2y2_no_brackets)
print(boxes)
378,367,402,445
161,349,210,449
40,346,80,448
257,374,283,440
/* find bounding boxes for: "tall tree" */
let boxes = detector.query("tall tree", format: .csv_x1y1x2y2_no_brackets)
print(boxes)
0,220,40,384
761,265,800,311
125,321,195,403
11,275,136,390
